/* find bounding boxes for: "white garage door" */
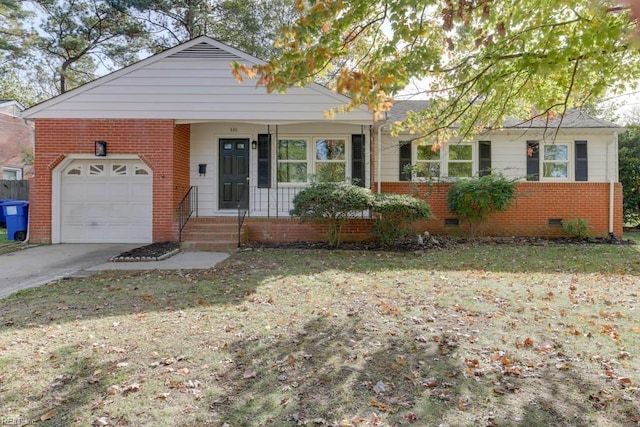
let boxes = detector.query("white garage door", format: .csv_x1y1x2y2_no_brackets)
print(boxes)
60,159,152,243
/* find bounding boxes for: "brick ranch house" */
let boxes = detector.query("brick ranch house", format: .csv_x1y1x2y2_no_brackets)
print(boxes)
21,36,623,248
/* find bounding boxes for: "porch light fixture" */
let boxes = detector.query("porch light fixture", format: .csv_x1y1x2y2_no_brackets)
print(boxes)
95,140,107,157
251,140,257,150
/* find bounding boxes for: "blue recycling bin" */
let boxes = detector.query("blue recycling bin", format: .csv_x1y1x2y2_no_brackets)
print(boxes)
0,199,16,227
2,200,29,241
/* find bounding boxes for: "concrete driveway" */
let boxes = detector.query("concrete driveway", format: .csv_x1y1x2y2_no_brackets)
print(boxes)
0,244,229,299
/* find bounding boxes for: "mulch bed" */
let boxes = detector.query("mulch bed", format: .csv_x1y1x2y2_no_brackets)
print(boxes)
110,241,180,262
240,234,635,252
112,233,636,261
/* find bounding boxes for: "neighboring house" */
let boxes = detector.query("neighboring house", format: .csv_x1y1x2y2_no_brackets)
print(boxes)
21,36,623,246
0,100,34,181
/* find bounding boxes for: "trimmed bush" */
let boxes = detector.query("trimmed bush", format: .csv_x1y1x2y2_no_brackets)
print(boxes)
562,218,590,239
290,182,375,247
446,174,517,236
372,194,432,245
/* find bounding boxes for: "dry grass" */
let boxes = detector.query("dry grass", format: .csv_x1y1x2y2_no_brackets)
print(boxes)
0,227,32,255
1,243,640,426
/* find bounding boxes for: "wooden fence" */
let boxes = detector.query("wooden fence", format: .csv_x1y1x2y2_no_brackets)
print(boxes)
0,180,29,200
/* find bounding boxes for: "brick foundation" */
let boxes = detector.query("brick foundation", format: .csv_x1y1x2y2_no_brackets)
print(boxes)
244,217,375,243
242,182,622,242
380,181,623,238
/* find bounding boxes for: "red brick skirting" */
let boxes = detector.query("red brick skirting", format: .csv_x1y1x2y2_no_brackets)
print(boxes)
244,217,375,243
379,182,622,238
244,182,622,242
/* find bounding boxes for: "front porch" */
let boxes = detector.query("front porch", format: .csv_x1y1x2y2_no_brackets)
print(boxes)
178,185,375,251
177,181,625,251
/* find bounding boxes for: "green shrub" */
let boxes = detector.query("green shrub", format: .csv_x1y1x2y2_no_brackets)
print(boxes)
372,194,432,246
290,182,375,247
618,126,640,225
561,218,590,239
446,174,517,236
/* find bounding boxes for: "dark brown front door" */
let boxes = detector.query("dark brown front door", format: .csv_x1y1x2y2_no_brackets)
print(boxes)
219,138,249,210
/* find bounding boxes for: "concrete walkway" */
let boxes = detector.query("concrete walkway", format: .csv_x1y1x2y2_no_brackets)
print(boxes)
0,244,229,299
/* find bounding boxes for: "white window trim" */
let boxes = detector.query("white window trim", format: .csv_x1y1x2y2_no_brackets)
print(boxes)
539,141,572,182
443,142,476,178
412,141,478,180
277,136,310,185
2,167,23,180
276,135,350,185
414,142,442,179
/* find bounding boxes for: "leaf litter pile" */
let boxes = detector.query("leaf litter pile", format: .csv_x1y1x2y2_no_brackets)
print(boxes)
1,243,640,426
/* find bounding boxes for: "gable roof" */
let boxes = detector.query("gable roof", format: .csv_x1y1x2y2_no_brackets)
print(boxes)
0,100,25,116
22,36,372,124
386,100,622,130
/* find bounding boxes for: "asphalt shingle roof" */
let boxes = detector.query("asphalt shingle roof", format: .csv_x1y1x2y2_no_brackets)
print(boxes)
386,100,622,129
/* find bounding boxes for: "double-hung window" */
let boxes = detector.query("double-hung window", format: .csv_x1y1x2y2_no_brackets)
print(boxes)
446,144,474,177
277,138,308,183
277,136,349,184
527,141,586,181
542,143,569,179
315,138,346,182
401,141,484,181
416,142,441,178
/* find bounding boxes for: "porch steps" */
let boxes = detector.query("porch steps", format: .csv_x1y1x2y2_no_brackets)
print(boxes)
180,218,247,252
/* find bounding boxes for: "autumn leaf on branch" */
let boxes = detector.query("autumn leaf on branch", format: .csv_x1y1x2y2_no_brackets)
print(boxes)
236,0,639,138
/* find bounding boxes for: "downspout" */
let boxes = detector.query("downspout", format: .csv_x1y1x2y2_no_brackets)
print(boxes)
377,123,382,194
610,178,614,237
609,131,618,238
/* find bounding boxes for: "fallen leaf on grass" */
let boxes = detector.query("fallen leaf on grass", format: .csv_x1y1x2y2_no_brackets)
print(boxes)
589,391,613,410
243,369,257,379
370,399,388,412
122,382,141,395
403,412,418,422
516,337,534,348
92,416,109,426
40,409,57,421
618,377,633,387
421,377,438,388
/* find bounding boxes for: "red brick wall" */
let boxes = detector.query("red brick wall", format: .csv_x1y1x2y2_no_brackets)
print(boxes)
173,124,191,208
379,182,623,238
0,113,34,178
244,182,622,242
245,217,375,243
31,119,179,243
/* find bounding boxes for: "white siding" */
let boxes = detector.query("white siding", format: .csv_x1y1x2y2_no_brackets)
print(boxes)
379,136,403,182
379,130,618,183
23,39,372,124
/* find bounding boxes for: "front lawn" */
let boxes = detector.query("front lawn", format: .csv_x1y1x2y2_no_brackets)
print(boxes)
1,242,640,426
